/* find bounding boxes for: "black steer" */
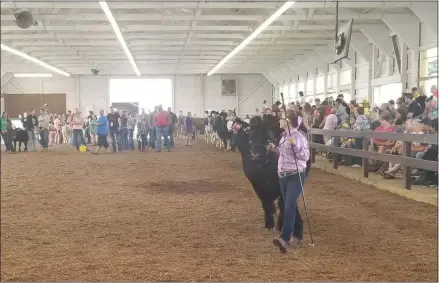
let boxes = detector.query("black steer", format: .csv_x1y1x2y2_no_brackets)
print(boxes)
12,128,28,152
234,116,285,231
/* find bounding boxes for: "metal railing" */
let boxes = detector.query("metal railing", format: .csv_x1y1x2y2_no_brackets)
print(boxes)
309,129,438,190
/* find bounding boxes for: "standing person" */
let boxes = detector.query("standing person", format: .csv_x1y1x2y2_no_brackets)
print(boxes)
168,107,177,148
137,113,149,152
404,93,423,119
119,110,129,150
93,109,110,154
54,114,62,144
148,107,157,148
26,109,38,152
302,103,313,130
71,108,86,151
184,111,193,146
312,98,326,144
107,107,122,153
1,112,12,152
351,106,371,168
176,110,185,139
127,112,136,150
154,105,171,152
269,110,310,253
38,109,50,151
88,110,98,146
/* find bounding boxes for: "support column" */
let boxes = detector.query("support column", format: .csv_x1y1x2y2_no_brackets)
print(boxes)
236,75,239,116
200,74,204,115
323,71,328,97
76,74,80,110
350,52,356,100
400,41,408,90
336,69,341,96
411,47,420,89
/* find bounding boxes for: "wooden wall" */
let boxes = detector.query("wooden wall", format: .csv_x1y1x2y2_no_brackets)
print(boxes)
3,93,66,117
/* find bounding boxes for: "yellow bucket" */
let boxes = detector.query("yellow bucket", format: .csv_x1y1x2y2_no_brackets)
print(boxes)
79,145,87,152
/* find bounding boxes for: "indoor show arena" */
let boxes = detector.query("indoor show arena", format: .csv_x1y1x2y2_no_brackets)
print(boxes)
1,0,438,281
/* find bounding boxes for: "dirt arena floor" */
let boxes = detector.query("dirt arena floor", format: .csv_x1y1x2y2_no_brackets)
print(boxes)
1,139,438,281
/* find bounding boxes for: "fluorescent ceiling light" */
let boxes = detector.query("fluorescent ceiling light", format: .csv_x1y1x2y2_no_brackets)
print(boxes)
207,1,295,76
1,43,70,77
14,73,53,78
100,1,141,76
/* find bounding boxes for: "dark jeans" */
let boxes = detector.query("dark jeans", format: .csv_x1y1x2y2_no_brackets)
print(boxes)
231,133,237,152
422,145,438,183
97,134,109,148
121,128,129,150
148,128,156,148
351,138,363,166
39,128,49,149
72,129,86,150
168,125,175,147
138,134,147,151
128,129,134,150
156,126,170,151
279,172,306,242
109,129,121,152
312,125,324,144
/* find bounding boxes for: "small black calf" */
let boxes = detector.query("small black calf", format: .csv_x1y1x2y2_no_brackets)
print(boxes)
13,129,28,152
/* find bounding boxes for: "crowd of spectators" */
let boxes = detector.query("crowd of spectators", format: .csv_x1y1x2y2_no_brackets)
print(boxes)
1,104,200,154
280,84,438,187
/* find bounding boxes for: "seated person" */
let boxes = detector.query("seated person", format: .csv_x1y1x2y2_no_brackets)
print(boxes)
412,118,438,186
371,112,395,153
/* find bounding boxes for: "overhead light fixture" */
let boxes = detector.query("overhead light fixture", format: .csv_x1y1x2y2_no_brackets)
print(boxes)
100,1,141,76
1,43,70,77
207,1,295,76
14,73,53,78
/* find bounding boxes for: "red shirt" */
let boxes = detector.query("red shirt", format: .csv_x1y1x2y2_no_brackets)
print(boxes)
373,125,395,144
324,106,332,117
155,111,169,127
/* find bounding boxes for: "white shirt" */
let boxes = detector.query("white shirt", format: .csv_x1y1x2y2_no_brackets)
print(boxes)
323,114,338,130
227,120,233,131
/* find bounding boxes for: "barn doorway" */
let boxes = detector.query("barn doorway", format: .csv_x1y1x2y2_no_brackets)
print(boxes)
109,78,173,115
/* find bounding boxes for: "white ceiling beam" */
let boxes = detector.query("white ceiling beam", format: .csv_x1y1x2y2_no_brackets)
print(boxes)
0,1,416,9
360,24,394,58
292,8,306,15
0,23,375,32
410,2,438,35
0,32,335,40
4,39,332,47
198,1,413,9
382,14,420,51
0,13,395,22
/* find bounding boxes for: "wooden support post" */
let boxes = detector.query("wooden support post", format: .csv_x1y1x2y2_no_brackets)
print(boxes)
362,138,369,178
403,141,412,190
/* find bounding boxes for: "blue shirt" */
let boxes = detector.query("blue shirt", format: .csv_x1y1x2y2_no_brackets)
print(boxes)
97,116,108,136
